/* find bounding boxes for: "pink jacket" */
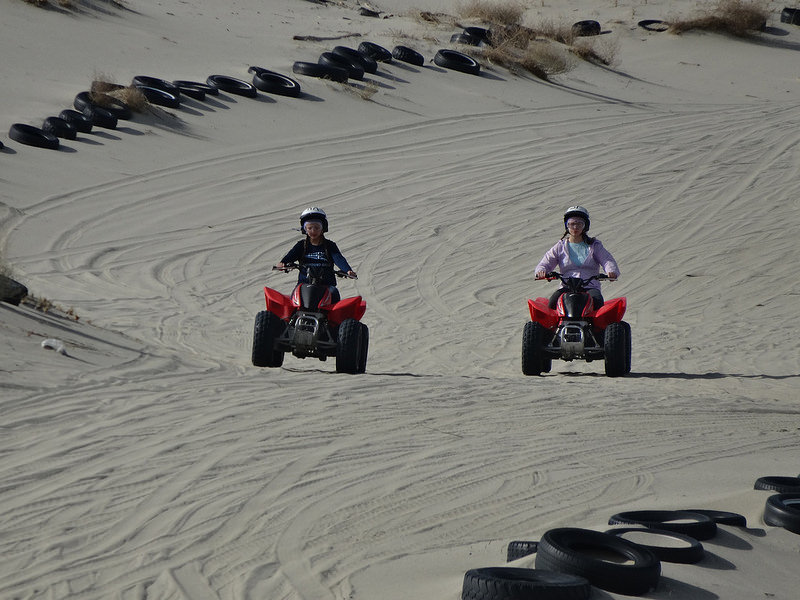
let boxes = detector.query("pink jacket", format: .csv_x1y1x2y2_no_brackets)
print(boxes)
536,238,619,290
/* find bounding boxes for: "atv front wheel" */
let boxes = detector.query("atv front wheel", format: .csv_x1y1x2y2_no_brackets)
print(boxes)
252,311,285,368
604,321,630,377
522,321,547,376
336,318,365,374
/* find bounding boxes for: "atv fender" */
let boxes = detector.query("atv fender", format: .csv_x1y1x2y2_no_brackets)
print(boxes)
527,298,559,331
264,287,295,321
328,296,366,326
593,297,627,330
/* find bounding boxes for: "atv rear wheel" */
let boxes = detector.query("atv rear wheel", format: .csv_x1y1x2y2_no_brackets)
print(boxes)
357,322,369,374
522,321,547,376
252,311,285,367
604,321,630,377
336,318,365,374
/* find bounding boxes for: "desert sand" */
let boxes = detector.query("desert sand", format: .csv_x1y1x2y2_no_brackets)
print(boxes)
1,0,799,598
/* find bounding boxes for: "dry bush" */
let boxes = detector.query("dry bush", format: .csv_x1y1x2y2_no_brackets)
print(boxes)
90,77,148,112
669,0,768,36
482,39,573,80
342,80,379,101
570,36,620,67
458,0,524,27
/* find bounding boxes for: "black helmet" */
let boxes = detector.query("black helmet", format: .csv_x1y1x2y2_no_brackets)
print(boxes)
564,205,590,231
300,206,328,233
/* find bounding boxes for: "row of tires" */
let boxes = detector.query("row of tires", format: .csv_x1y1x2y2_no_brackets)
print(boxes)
4,37,484,152
465,479,800,600
755,474,800,534
4,73,286,151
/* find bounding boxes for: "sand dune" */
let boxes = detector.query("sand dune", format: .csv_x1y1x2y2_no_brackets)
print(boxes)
2,0,799,598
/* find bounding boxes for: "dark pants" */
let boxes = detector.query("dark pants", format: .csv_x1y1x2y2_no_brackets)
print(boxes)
549,288,604,310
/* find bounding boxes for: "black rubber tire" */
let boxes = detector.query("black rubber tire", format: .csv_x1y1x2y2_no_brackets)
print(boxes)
248,67,302,97
506,540,538,562
461,567,591,600
252,311,285,368
332,46,378,74
684,509,746,526
336,318,364,374
621,320,632,373
58,109,93,133
450,32,481,46
608,510,717,541
82,105,118,129
135,85,181,108
763,493,800,534
358,41,393,62
74,91,132,120
780,7,800,25
463,26,492,43
357,322,369,374
605,527,705,564
292,61,349,83
522,321,545,376
572,20,601,36
755,476,800,493
392,45,425,66
434,49,480,75
535,527,660,596
206,75,259,98
131,75,182,98
638,19,669,31
319,52,364,80
42,116,77,140
8,123,60,150
173,80,219,96
604,321,629,377
172,84,205,101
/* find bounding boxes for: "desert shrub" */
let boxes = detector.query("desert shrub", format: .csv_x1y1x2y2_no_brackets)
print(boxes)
482,40,573,79
571,35,620,66
458,0,525,27
669,0,769,36
91,77,148,111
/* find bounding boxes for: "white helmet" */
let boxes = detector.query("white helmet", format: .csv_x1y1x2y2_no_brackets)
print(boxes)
300,207,328,232
564,205,590,231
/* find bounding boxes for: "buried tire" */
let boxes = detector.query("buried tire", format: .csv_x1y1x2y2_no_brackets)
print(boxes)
292,61,349,83
461,567,591,600
506,540,538,562
249,67,302,97
58,109,93,133
605,527,705,564
754,476,800,493
42,117,77,140
434,49,480,75
608,510,717,540
535,527,660,596
252,311,285,368
206,75,259,97
392,45,425,66
572,20,601,36
763,493,800,534
8,124,60,150
358,41,393,62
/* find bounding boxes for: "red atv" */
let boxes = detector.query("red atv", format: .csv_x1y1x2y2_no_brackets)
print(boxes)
252,264,368,374
523,272,630,377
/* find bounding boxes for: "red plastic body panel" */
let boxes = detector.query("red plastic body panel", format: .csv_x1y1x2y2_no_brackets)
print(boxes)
264,287,295,321
264,286,365,325
592,297,627,330
528,298,559,331
327,296,366,326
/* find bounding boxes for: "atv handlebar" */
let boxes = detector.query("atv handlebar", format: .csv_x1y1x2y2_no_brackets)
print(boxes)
536,271,613,283
272,263,357,279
